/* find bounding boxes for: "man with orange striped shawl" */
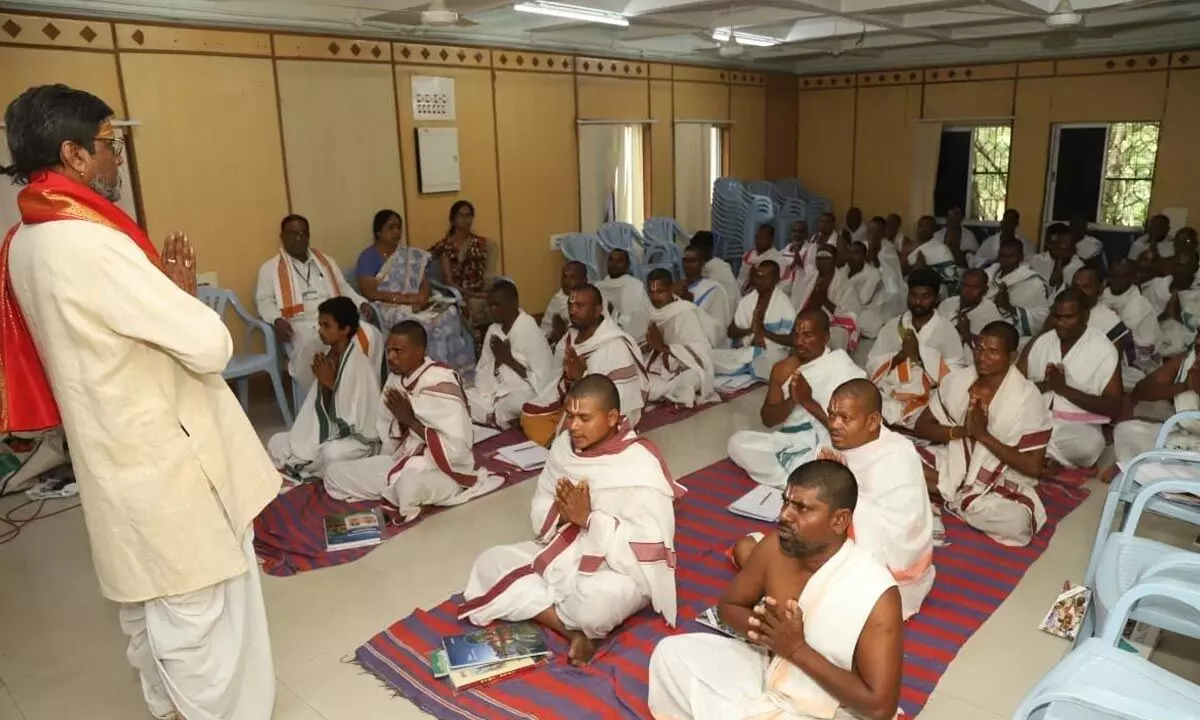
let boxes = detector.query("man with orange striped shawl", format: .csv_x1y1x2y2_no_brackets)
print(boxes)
913,321,1052,547
324,321,501,520
255,214,381,389
461,375,683,666
866,268,967,429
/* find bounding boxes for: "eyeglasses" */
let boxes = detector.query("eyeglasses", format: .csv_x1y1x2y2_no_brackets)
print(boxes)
94,136,125,157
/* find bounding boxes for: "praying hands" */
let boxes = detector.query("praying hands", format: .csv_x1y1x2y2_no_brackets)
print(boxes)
311,353,336,391
161,230,196,296
555,478,592,527
747,596,807,660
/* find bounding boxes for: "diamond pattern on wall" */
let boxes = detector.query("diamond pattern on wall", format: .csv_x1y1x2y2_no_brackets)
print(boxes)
131,29,145,45
2,19,21,38
42,23,60,40
420,48,430,59
457,50,466,61
350,43,361,56
439,48,449,60
328,41,340,55
80,26,97,43
474,51,484,63
371,45,382,58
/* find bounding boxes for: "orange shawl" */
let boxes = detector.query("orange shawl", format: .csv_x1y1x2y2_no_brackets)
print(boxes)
0,171,161,431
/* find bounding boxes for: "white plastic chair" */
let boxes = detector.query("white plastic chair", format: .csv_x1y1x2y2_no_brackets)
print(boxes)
1013,578,1200,719
558,232,604,281
198,286,294,427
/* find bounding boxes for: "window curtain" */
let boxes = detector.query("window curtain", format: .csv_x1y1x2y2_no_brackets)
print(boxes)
578,124,623,233
674,123,714,235
0,142,140,231
615,126,645,226
909,121,942,236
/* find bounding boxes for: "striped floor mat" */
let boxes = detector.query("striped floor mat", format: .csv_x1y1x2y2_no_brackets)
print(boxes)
354,458,1090,718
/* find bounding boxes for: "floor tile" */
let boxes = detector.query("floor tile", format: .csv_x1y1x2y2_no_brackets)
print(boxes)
917,691,1005,720
280,652,433,720
0,686,24,720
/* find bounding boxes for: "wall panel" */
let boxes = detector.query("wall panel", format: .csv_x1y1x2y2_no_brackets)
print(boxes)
1007,77,1053,237
853,83,922,221
0,46,123,113
275,60,405,266
729,84,765,181
922,79,1014,120
673,81,729,120
649,79,674,218
1045,72,1167,122
1150,68,1200,218
118,52,288,309
796,88,856,216
393,66,499,252
576,75,649,120
494,71,578,310
765,79,798,180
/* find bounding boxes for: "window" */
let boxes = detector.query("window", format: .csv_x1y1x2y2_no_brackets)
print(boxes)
1046,122,1160,228
674,123,726,234
932,125,1012,222
578,123,646,231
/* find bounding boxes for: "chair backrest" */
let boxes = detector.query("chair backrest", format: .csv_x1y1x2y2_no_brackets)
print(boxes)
198,285,232,319
643,217,688,248
597,222,647,277
558,232,604,281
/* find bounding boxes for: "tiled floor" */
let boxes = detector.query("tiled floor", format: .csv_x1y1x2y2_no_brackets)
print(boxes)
2,389,1198,719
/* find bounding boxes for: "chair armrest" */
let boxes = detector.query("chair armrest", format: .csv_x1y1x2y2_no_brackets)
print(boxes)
1140,551,1200,584
1022,680,1181,720
1156,411,1200,448
1098,578,1200,646
1117,449,1200,497
1126,477,1200,530
225,289,278,361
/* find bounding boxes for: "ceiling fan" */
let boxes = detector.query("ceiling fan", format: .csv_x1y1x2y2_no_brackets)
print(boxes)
954,0,1116,48
362,0,502,28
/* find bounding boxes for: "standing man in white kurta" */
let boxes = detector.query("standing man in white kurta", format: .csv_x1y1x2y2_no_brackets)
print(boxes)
1,85,278,720
255,213,380,389
461,375,684,666
467,281,554,429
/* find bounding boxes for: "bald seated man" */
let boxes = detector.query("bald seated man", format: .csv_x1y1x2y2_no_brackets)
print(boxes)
733,379,935,619
648,459,903,720
461,374,683,666
542,260,588,346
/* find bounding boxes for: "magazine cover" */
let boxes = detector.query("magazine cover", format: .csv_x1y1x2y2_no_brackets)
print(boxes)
442,622,549,670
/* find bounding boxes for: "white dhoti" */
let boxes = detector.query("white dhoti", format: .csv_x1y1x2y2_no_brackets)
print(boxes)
713,288,795,381
266,433,373,479
648,368,702,406
1113,419,1162,468
284,322,322,390
120,531,274,720
468,311,555,429
461,541,648,639
466,385,534,429
1048,420,1106,469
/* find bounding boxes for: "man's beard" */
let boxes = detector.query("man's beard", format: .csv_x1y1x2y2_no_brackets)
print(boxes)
89,172,121,202
910,304,933,318
777,524,823,558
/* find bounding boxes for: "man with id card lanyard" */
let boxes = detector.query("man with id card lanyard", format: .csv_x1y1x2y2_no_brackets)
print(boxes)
256,213,381,389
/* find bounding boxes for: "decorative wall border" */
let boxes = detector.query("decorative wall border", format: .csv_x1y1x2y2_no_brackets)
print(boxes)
924,63,1015,83
0,12,113,50
857,69,923,87
492,50,573,72
273,34,391,62
393,42,492,67
115,23,270,55
799,74,858,89
575,56,648,77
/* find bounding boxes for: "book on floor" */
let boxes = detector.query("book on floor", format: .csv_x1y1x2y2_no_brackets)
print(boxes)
323,507,386,552
493,440,550,471
695,605,739,638
727,484,783,522
713,374,756,393
441,622,550,671
472,424,503,445
429,647,545,689
1038,583,1091,640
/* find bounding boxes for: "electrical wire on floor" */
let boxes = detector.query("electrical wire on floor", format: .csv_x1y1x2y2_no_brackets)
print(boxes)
0,496,81,545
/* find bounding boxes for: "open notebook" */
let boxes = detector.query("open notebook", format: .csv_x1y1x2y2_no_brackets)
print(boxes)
494,440,550,471
727,484,783,522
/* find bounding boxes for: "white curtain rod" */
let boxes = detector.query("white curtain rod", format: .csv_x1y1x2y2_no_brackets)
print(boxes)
674,118,734,125
576,118,657,125
916,116,1013,124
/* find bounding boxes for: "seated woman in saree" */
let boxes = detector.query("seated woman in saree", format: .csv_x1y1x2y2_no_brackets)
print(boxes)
431,200,493,334
355,209,475,372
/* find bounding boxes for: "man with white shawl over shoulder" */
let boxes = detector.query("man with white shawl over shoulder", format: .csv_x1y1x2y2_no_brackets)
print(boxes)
914,322,1052,547
938,268,1005,363
648,460,903,720
1143,246,1200,358
987,237,1051,341
1072,266,1142,389
737,225,785,296
732,380,935,619
1019,289,1122,470
728,309,866,489
323,321,502,519
541,261,587,346
644,269,719,408
692,231,739,319
461,374,684,665
901,215,959,293
868,268,967,429
267,297,381,482
1114,335,1200,468
256,213,380,389
521,284,647,446
675,244,732,347
713,260,796,381
1101,259,1162,384
596,248,653,343
467,281,554,429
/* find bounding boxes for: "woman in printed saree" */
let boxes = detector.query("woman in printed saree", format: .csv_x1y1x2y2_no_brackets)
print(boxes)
431,200,492,332
356,209,475,372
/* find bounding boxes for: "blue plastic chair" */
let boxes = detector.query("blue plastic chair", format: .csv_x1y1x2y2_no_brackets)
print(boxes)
198,286,293,427
598,222,675,280
558,232,604,281
1013,578,1200,719
642,217,689,250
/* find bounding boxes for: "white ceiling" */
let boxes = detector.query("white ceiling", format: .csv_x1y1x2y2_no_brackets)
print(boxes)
10,0,1200,72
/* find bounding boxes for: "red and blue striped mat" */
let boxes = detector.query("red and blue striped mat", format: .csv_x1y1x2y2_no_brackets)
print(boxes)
354,458,1090,719
252,391,759,577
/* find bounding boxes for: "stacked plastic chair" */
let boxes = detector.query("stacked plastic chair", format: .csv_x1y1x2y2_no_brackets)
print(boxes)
710,177,753,274
1013,408,1200,718
773,197,808,249
642,217,690,250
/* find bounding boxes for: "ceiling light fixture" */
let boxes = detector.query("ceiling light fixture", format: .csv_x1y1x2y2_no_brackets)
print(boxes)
513,1,630,27
711,28,780,47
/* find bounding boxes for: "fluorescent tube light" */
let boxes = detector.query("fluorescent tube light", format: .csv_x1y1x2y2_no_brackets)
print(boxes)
712,28,780,47
513,1,630,26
